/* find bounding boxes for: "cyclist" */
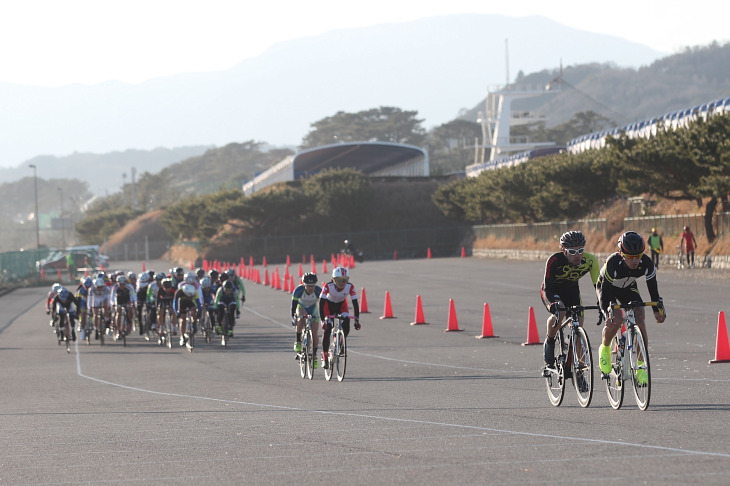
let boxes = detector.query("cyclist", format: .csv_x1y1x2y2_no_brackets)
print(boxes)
171,266,186,288
226,268,246,319
135,272,151,334
318,266,361,368
200,276,217,330
87,277,111,340
156,278,178,342
597,231,666,384
173,283,200,347
111,275,137,338
290,272,322,368
540,231,600,374
53,287,80,341
46,282,63,326
680,225,698,268
145,273,163,331
75,277,93,340
214,280,238,337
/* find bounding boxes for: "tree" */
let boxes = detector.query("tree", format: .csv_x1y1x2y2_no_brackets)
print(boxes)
427,119,482,174
300,106,426,149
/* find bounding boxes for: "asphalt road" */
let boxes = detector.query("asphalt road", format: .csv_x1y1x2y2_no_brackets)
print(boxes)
2,257,730,485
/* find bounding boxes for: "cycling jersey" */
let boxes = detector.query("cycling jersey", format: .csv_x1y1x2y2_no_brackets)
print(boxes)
291,284,322,318
87,286,111,309
541,251,600,309
111,283,137,306
597,252,660,313
173,288,200,314
319,281,359,319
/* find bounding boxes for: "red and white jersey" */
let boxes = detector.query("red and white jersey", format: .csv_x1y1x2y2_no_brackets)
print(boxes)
320,281,358,304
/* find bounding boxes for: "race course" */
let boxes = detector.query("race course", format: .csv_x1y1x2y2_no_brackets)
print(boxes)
2,257,730,485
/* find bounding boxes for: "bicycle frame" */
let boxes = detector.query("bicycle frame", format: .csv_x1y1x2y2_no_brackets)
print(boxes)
324,314,348,382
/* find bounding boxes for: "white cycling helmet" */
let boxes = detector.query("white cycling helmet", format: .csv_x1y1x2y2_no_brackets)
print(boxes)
94,277,105,288
185,271,197,284
332,267,349,279
182,283,196,297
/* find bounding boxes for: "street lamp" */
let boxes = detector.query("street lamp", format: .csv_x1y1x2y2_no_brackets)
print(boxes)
57,187,66,248
29,164,40,249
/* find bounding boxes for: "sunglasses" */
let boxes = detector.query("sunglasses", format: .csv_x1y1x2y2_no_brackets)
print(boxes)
564,247,584,256
622,253,643,260
334,277,349,284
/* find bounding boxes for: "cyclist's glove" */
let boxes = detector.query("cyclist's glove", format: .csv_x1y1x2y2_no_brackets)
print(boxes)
354,317,361,330
655,298,666,317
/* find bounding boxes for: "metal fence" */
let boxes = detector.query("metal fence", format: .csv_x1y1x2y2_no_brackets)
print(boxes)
624,213,730,240
473,219,609,243
104,237,171,262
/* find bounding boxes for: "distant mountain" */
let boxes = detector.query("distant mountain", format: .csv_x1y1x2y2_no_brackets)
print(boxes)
0,14,664,168
0,146,212,195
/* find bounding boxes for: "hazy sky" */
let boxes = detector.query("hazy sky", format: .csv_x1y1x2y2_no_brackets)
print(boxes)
1,0,728,87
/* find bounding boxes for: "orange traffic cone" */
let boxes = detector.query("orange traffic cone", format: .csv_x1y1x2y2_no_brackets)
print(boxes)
360,288,370,313
322,259,328,274
710,311,730,363
476,302,498,339
264,268,270,286
444,299,462,332
290,275,295,292
40,268,46,280
522,306,540,345
461,246,466,258
427,248,432,259
142,261,146,272
379,291,396,319
57,269,63,281
410,295,428,325
393,250,398,260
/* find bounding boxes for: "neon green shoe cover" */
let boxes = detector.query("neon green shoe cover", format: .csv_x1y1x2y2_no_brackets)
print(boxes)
293,341,302,352
635,361,648,385
599,343,612,374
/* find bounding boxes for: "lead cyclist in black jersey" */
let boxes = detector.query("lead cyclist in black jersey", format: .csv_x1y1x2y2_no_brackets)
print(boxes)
540,231,600,367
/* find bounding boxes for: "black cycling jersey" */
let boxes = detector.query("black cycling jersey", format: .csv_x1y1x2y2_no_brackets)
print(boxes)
597,252,660,312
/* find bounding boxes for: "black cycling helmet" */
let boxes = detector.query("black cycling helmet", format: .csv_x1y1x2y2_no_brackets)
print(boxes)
301,272,317,285
210,269,219,280
223,281,234,291
618,231,645,255
174,266,184,277
560,230,586,248
162,278,173,289
196,268,205,279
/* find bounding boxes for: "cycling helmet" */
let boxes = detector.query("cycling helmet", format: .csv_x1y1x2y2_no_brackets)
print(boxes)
302,272,318,285
139,273,150,284
226,268,236,278
127,271,136,280
117,275,127,285
83,277,93,288
201,277,212,288
162,278,173,289
220,273,229,282
155,272,164,282
684,226,690,231
618,231,645,255
344,239,349,244
51,283,62,293
223,281,234,291
332,267,349,279
182,284,196,297
94,277,105,288
185,271,197,284
174,267,184,278
148,270,155,278
196,268,205,279
559,230,586,248
59,288,71,300
210,269,219,280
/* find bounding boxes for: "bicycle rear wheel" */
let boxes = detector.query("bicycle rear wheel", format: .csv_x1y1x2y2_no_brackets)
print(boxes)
605,336,624,409
165,311,173,349
334,330,347,382
186,315,194,352
571,327,593,408
544,330,566,406
324,336,334,382
298,331,307,379
630,328,651,410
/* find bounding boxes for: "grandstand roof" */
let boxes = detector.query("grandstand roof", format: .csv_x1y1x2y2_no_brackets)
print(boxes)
291,142,427,179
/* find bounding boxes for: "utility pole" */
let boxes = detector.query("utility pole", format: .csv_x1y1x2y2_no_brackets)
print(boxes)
29,164,40,249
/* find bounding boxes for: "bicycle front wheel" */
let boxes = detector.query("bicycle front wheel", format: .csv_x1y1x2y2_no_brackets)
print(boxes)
334,330,347,382
305,329,314,380
630,328,651,410
571,327,593,408
544,332,566,406
605,336,624,409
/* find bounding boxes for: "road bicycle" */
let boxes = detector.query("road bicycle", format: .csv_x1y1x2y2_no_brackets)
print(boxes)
297,315,315,380
676,245,684,269
323,314,348,382
603,301,664,411
200,304,216,344
91,306,106,346
543,304,601,407
139,303,152,342
56,310,72,353
80,309,93,346
112,304,129,347
219,305,235,348
180,311,195,352
157,302,175,349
